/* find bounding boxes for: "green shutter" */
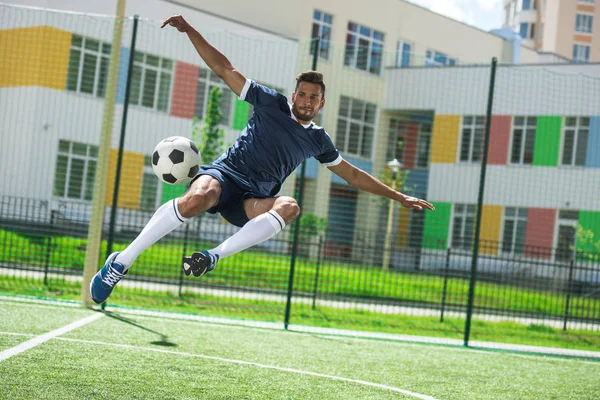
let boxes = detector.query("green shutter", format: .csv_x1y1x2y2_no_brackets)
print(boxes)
423,202,451,249
161,182,186,205
533,116,562,167
577,211,600,256
232,99,250,130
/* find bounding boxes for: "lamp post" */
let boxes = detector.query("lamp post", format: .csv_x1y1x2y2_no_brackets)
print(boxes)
382,159,403,271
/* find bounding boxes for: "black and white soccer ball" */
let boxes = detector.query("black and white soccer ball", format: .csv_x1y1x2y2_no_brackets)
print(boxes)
151,136,200,185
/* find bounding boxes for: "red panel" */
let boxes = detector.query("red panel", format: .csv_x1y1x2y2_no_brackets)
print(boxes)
524,208,556,259
170,62,199,119
403,122,419,170
487,115,511,165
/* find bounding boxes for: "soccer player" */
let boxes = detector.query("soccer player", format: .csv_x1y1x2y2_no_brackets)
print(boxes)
90,15,435,304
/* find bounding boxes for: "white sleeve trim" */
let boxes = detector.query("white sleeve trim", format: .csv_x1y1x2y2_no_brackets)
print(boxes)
321,154,343,167
238,79,252,101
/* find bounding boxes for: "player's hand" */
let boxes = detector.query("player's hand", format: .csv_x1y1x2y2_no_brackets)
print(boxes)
400,196,435,211
161,15,191,32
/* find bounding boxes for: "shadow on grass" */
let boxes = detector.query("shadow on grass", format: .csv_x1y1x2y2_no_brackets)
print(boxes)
100,310,178,347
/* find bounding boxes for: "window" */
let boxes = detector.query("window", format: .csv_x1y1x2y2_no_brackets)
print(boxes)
502,207,528,255
140,155,160,211
425,50,457,66
66,35,110,97
53,140,98,201
573,44,591,62
511,116,536,165
396,41,412,67
576,14,594,33
344,22,384,74
556,210,578,261
519,23,528,39
130,51,173,112
519,22,535,39
460,116,485,163
452,204,476,251
195,69,234,125
562,117,589,166
336,96,376,158
522,0,532,10
312,10,333,60
387,118,405,163
579,0,595,3
416,123,432,168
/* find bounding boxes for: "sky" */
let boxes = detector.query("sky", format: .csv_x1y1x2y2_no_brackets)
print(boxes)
406,0,505,32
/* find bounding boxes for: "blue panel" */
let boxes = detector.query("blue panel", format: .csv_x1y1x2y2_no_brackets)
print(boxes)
586,117,600,168
295,158,319,179
331,156,372,185
403,169,429,199
116,47,130,105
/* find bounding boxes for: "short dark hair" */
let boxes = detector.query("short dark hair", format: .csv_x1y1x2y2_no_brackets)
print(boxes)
295,71,326,98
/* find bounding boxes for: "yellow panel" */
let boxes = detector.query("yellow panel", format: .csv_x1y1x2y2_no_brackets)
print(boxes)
430,115,460,164
0,26,70,89
105,149,145,209
395,207,411,248
479,205,502,255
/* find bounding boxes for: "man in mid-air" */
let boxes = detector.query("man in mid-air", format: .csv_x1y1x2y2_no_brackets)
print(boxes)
90,15,434,304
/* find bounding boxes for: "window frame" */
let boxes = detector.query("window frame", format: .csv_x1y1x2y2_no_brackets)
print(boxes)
425,49,457,66
336,95,377,159
53,140,98,202
311,10,333,60
561,116,590,167
195,69,235,126
129,51,174,112
344,21,385,75
510,116,537,165
66,34,111,98
573,43,591,62
451,204,477,252
415,123,432,169
396,40,412,67
575,13,594,34
387,118,405,163
458,115,486,163
501,207,528,255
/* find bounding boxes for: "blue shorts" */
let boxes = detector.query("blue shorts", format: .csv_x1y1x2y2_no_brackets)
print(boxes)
191,167,264,227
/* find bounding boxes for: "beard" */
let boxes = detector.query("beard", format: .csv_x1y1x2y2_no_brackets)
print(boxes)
292,103,317,122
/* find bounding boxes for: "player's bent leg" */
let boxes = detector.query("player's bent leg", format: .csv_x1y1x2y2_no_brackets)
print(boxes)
183,196,298,279
91,176,222,301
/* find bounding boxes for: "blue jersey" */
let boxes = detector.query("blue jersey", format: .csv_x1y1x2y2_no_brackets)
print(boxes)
210,79,342,197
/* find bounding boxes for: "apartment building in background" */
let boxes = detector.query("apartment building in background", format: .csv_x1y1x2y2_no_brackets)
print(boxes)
505,0,599,62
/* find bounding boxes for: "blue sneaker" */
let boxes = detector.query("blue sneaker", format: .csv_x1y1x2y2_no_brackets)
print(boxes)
90,252,127,304
182,251,218,277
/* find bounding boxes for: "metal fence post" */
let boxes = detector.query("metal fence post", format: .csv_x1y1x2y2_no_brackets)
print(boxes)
563,258,575,331
43,210,56,286
312,235,324,309
463,58,497,347
284,37,319,330
440,247,451,322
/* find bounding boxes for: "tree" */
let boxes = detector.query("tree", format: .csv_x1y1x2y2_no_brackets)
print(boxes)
192,86,224,165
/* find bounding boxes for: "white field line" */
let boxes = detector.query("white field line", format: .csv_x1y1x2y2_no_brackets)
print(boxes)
0,313,103,362
2,267,598,331
54,336,438,400
2,297,600,360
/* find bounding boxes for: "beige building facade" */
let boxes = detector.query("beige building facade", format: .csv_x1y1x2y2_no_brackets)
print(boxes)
505,0,599,62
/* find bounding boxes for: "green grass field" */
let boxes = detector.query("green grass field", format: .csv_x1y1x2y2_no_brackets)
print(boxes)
1,298,599,399
2,229,599,320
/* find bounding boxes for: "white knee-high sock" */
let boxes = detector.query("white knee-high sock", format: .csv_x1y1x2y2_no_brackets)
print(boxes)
209,210,286,260
115,199,188,269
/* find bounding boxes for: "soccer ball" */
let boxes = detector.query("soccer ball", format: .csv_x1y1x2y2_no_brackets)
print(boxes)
151,136,201,185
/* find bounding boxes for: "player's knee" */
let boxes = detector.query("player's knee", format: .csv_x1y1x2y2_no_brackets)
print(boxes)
275,196,300,224
178,178,221,217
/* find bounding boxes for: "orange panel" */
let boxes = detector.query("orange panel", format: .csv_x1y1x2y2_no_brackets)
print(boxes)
574,35,592,43
576,4,595,12
479,205,502,255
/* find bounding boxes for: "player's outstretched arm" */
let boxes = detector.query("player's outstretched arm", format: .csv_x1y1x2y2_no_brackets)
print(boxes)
161,15,246,97
328,161,435,211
